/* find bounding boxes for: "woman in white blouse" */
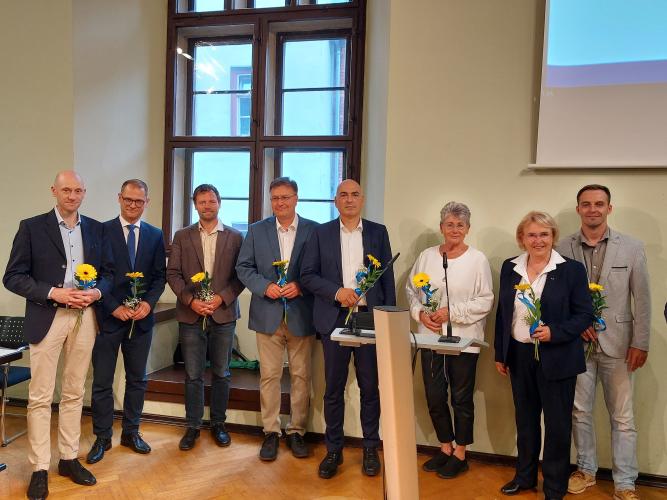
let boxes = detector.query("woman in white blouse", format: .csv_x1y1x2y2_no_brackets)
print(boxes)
494,211,592,500
405,202,494,479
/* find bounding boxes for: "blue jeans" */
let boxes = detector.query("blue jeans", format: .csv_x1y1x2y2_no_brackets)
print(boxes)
572,351,638,490
179,319,235,428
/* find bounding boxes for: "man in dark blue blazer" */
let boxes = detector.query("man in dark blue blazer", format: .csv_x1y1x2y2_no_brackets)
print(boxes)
236,177,318,462
3,171,105,499
301,179,396,480
87,180,166,464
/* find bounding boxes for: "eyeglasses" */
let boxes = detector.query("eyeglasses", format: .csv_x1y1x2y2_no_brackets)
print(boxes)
121,197,146,207
270,194,296,202
443,223,467,231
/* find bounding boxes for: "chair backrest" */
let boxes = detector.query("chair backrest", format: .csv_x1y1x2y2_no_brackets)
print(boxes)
0,316,27,349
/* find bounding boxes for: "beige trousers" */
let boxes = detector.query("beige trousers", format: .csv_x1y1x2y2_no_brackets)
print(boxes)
28,307,97,470
256,323,314,435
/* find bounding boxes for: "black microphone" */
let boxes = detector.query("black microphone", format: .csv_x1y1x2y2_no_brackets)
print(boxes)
439,251,461,344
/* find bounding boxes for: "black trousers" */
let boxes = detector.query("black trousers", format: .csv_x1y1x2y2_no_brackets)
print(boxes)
320,309,380,452
507,339,576,499
421,349,478,446
91,324,153,438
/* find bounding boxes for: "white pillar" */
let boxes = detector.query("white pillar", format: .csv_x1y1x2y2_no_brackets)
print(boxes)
373,306,419,500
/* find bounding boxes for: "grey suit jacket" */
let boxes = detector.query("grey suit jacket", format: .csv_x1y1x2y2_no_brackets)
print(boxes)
236,215,318,337
556,228,651,357
166,223,245,325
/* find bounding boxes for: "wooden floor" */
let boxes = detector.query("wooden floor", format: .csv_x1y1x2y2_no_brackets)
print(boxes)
0,413,664,499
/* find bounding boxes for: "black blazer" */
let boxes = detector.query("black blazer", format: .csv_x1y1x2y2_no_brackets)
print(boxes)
97,217,166,334
494,255,594,381
300,218,396,335
3,209,104,344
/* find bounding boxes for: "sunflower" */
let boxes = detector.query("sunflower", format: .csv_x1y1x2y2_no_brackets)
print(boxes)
412,272,430,288
588,282,604,292
367,254,381,268
191,272,206,283
75,263,97,281
514,283,532,292
126,272,144,279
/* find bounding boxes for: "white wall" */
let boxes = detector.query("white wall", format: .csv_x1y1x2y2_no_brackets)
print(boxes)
379,0,666,476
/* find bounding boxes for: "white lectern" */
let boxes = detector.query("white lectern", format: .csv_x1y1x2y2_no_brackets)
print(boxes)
331,309,489,500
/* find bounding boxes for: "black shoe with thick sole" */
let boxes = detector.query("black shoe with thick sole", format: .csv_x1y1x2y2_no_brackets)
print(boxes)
436,455,469,479
286,433,309,458
318,450,344,479
259,432,280,461
362,447,381,477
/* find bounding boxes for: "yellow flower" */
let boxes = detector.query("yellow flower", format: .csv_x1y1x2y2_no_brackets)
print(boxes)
75,263,97,281
191,272,206,283
126,272,144,279
514,283,531,292
272,260,289,267
412,272,430,288
367,254,381,268
589,282,604,292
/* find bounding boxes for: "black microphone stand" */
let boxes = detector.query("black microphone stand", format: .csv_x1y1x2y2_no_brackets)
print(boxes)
438,251,461,343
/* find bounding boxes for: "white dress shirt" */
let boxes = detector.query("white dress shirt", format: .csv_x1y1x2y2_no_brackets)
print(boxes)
339,218,365,306
199,219,224,275
119,215,141,252
510,249,565,343
276,214,299,266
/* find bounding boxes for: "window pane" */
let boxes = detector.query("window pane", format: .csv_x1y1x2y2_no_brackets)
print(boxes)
192,151,250,233
282,90,345,135
179,0,225,12
283,39,346,89
194,93,252,136
194,43,252,92
295,201,337,224
254,0,287,7
281,151,344,199
316,0,350,4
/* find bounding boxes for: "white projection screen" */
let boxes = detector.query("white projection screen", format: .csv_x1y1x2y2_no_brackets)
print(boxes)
535,0,667,167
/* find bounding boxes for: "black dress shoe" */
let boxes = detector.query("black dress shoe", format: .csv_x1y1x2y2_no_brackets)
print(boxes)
179,427,200,450
58,459,96,486
318,450,343,479
286,433,309,458
211,423,231,447
362,447,381,476
120,433,151,454
500,480,537,496
423,451,451,472
259,432,279,461
436,455,469,479
86,437,111,464
27,470,48,500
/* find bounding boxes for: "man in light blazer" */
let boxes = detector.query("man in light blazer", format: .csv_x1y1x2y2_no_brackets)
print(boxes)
166,184,245,451
301,179,396,480
236,177,318,461
87,179,166,464
3,171,104,499
556,184,650,500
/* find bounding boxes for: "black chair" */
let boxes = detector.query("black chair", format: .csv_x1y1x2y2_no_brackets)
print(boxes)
0,316,30,446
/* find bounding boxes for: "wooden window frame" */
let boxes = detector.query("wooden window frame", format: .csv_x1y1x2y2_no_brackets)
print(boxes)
163,0,366,242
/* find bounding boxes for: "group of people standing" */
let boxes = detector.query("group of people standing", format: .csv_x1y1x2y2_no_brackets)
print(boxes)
3,171,651,500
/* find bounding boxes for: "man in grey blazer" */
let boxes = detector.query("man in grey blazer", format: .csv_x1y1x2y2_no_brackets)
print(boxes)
556,184,650,500
236,177,318,461
166,184,245,451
